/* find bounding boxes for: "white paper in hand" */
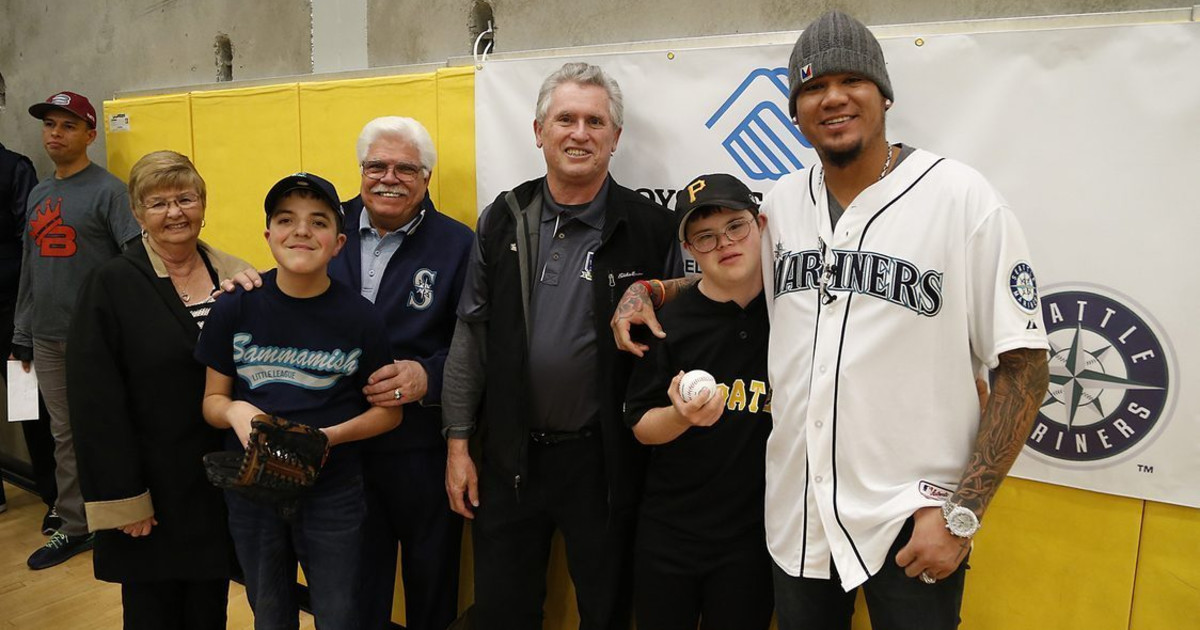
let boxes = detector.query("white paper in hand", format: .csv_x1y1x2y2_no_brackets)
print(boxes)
7,360,39,421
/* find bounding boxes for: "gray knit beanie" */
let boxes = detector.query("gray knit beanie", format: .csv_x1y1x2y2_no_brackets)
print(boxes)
787,11,893,118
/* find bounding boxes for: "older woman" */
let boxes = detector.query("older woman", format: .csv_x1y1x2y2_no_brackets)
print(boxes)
66,150,254,629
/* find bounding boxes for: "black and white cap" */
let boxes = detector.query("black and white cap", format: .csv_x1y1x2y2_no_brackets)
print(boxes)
675,173,758,242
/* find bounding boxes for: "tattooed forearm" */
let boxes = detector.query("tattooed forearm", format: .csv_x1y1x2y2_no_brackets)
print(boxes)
612,277,698,324
660,276,698,305
951,347,1050,517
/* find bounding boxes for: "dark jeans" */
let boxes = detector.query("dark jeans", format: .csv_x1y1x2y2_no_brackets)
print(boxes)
226,474,366,630
359,447,462,630
773,518,968,630
633,533,773,630
121,579,229,630
472,433,633,630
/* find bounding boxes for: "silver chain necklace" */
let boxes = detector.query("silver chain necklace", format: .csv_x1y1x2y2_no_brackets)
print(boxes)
878,143,893,181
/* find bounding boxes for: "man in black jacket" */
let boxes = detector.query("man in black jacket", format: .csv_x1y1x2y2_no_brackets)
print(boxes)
0,141,58,525
443,62,681,630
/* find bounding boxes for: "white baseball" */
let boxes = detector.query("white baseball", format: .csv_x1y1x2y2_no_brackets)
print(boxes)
679,369,717,403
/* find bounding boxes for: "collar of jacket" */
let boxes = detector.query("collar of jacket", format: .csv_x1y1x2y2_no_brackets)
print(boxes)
499,174,636,340
143,234,251,280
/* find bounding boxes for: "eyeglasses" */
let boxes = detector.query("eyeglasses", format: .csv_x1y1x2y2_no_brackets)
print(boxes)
687,218,754,254
361,160,424,181
142,194,201,213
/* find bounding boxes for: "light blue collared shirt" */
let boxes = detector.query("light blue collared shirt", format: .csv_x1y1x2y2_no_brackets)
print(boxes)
358,208,425,303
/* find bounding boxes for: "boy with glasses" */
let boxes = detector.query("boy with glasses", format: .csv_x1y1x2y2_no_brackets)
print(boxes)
624,173,773,630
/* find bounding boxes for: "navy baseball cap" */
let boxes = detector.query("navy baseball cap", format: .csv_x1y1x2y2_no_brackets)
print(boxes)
674,173,759,241
263,172,345,230
29,91,98,129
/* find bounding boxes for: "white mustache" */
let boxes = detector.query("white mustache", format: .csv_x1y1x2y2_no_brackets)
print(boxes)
371,184,409,196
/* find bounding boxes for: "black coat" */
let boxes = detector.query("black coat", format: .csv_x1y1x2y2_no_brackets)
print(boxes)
67,238,247,583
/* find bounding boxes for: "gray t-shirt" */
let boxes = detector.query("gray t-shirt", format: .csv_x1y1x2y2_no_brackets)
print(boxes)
827,143,916,228
14,162,140,344
527,181,607,432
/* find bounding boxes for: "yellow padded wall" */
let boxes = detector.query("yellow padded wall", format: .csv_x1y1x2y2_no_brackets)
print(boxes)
298,73,439,208
190,84,302,269
958,479,1142,630
1130,501,1200,629
434,67,478,227
102,93,194,184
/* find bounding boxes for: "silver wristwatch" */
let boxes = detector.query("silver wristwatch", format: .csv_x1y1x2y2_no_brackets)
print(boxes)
941,501,980,538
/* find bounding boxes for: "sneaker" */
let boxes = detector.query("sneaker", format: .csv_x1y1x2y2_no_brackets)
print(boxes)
27,531,94,570
41,507,62,536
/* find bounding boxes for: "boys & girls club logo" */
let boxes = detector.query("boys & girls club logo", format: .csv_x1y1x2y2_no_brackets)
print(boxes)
1028,285,1174,464
705,68,813,181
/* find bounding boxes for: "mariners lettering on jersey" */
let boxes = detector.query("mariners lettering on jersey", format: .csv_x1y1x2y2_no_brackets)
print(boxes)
232,332,362,390
772,242,943,316
407,268,437,310
29,197,78,257
712,379,772,415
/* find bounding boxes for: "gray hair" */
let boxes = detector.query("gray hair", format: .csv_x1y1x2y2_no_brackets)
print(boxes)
356,116,437,172
534,62,624,128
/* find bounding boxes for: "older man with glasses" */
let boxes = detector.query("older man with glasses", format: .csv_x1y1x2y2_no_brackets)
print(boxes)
326,116,475,630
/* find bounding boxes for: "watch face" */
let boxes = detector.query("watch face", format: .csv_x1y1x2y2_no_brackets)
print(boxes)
945,506,979,538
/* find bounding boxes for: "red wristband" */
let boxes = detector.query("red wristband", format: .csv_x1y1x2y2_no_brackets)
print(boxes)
634,279,663,310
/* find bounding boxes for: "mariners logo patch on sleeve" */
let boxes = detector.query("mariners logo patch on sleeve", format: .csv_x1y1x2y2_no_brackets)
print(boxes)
1009,261,1039,313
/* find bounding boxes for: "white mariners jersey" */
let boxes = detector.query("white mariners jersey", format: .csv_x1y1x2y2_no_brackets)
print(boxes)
760,148,1049,590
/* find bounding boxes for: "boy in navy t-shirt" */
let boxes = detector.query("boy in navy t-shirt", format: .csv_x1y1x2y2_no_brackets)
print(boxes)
624,173,773,630
196,173,401,629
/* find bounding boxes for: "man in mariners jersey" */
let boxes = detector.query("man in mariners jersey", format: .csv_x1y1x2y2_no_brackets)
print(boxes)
326,116,473,630
613,11,1050,629
624,173,774,630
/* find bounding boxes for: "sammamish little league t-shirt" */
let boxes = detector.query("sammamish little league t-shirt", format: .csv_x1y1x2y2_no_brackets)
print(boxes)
195,269,393,480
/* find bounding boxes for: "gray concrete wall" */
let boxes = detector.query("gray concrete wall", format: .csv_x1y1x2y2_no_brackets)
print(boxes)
364,0,1185,65
0,0,312,177
0,0,1185,175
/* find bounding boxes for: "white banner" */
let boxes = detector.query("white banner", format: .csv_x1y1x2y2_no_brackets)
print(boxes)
476,22,1200,507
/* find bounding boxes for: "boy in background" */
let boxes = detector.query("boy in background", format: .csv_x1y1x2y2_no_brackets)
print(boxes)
624,173,773,630
197,173,401,629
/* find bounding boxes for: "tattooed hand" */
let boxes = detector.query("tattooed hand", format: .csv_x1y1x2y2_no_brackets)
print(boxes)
611,281,662,357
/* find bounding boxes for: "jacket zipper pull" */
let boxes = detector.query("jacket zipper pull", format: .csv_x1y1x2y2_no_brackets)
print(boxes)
513,474,522,502
608,272,616,302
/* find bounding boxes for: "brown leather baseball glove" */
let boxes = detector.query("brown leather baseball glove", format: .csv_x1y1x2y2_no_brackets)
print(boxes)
203,414,330,518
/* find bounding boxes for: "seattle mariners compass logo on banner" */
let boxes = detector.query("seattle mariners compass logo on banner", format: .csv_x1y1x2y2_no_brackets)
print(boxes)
705,68,813,181
1027,286,1174,463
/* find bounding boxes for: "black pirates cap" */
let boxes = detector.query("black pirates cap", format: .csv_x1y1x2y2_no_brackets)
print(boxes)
674,173,759,242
